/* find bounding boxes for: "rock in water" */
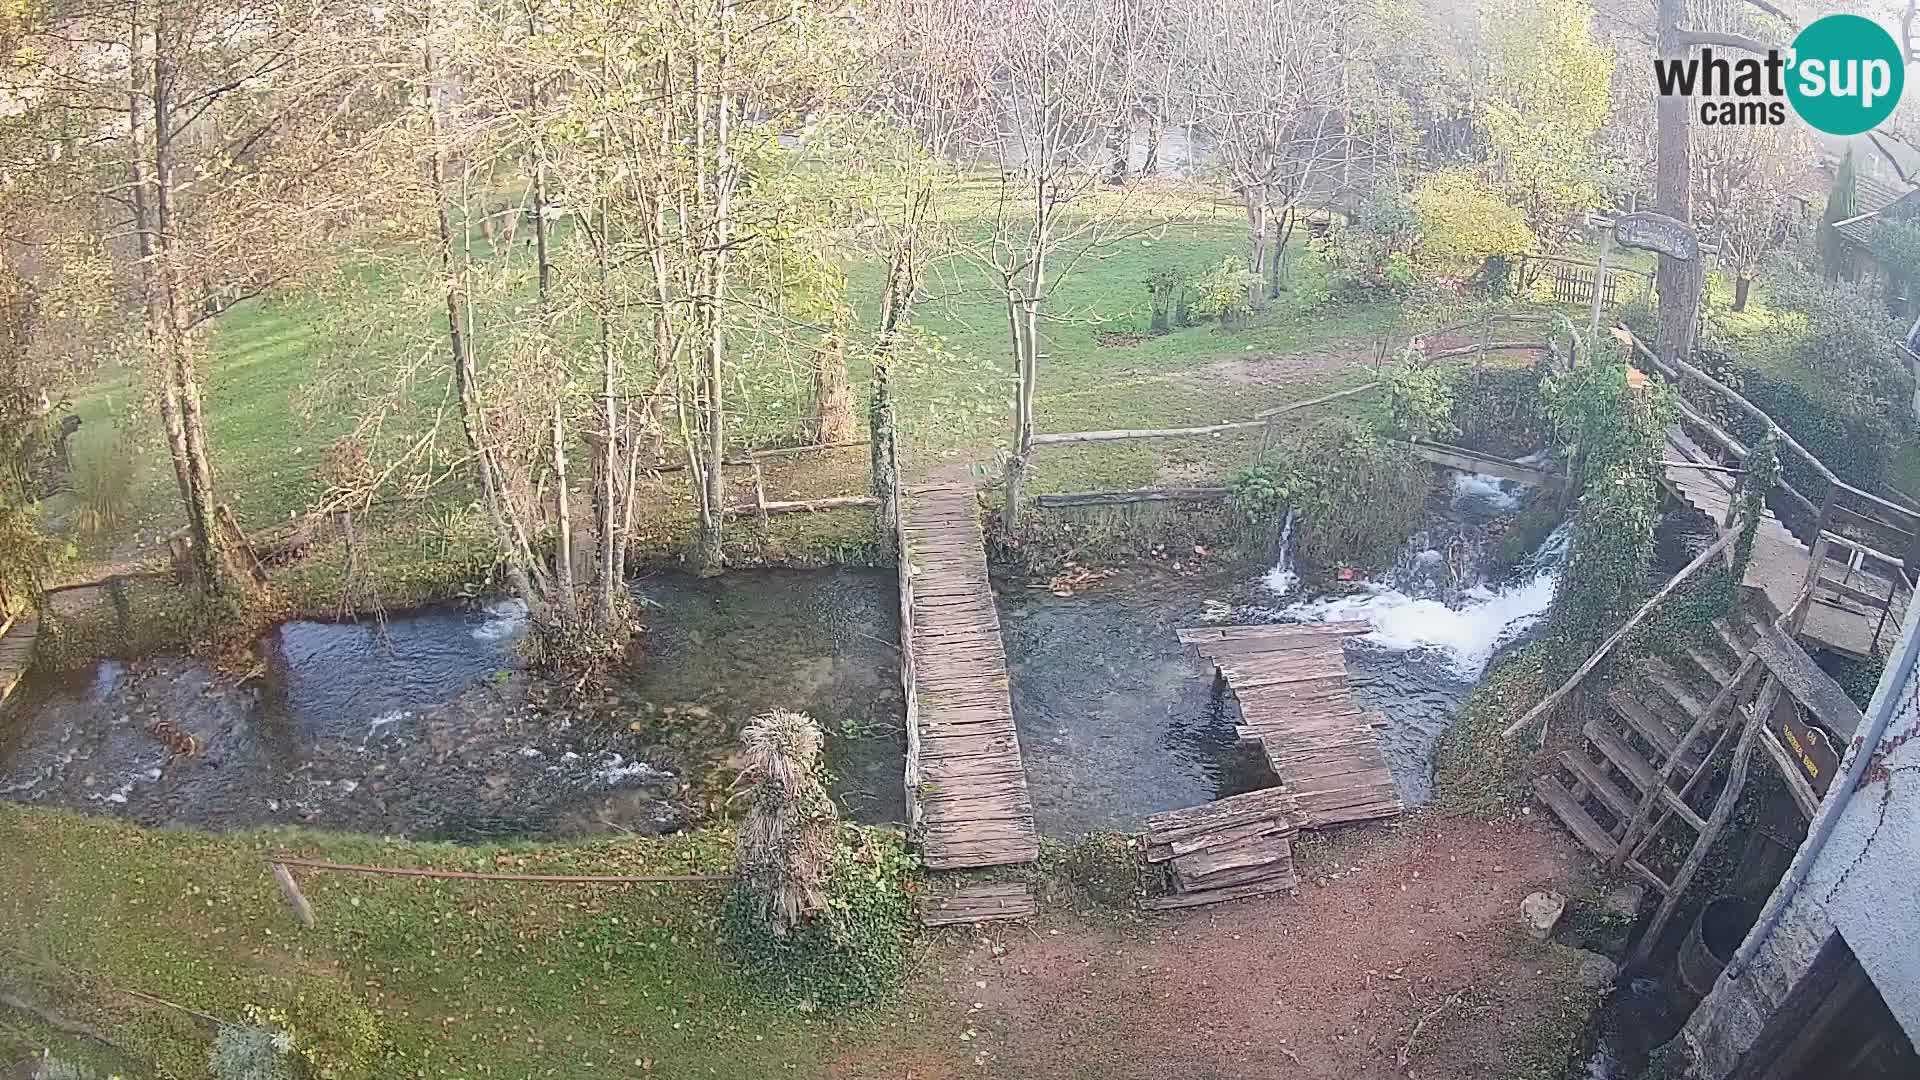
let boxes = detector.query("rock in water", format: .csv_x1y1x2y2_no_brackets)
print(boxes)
1521,890,1568,940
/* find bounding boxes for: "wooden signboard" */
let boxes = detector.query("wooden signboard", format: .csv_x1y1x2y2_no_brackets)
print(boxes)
1614,211,1699,263
1774,694,1841,797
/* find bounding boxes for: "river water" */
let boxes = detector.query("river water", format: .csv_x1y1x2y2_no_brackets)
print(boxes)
0,470,1564,843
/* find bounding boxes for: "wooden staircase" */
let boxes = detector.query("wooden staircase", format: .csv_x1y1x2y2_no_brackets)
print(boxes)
1534,610,1767,898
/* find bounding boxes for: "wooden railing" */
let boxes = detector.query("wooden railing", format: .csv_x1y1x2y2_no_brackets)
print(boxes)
1624,328,1916,650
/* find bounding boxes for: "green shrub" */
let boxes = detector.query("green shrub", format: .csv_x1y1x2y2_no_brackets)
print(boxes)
243,986,381,1080
1540,360,1675,664
210,1025,294,1080
1736,366,1894,494
1043,831,1148,910
1324,184,1421,298
725,826,915,1009
1384,356,1461,443
1229,418,1426,573
1189,257,1259,327
1451,363,1549,457
1411,168,1535,282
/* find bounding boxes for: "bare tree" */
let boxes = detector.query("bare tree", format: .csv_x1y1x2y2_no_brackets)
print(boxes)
1696,122,1811,311
1162,0,1372,302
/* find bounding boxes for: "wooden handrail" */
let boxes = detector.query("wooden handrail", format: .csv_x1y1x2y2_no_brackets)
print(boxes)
1502,527,1740,739
1626,329,1920,531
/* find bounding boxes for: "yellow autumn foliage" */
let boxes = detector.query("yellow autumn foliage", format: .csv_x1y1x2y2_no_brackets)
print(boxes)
1411,170,1535,279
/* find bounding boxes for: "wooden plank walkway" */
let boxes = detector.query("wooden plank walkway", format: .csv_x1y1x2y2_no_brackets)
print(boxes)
1178,623,1403,828
1664,427,1908,658
900,470,1039,870
0,615,37,707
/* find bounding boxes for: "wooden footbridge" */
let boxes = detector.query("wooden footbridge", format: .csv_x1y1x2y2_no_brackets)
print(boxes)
1179,622,1402,828
896,467,1040,871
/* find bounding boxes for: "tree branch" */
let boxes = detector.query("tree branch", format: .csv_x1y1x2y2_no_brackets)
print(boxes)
1674,29,1774,53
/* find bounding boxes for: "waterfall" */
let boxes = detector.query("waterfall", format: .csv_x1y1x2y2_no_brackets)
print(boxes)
1261,509,1299,597
1278,522,1570,679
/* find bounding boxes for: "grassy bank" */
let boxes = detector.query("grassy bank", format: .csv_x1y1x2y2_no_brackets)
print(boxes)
0,808,880,1078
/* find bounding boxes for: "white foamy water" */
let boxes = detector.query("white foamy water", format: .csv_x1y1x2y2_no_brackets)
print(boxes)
1279,524,1570,678
1262,510,1300,597
472,598,530,641
1450,470,1522,511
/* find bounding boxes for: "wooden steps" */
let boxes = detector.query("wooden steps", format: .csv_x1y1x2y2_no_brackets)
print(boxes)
1533,775,1619,860
921,881,1037,926
1143,788,1302,910
1607,690,1680,759
1560,750,1637,821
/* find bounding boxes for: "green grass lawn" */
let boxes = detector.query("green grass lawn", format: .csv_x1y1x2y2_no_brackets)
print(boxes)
49,190,1431,616
0,808,872,1079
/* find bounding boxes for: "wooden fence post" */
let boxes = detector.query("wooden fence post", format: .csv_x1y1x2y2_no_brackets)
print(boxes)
272,862,316,929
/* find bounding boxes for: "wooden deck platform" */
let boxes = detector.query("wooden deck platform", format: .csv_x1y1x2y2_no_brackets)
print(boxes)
0,615,36,708
899,470,1039,870
1177,623,1403,828
1664,428,1909,658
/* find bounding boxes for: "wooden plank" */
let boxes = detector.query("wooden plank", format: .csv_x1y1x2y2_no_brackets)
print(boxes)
1585,718,1661,794
1608,690,1681,759
1172,834,1291,879
1145,819,1281,862
1033,487,1229,507
1175,622,1371,644
921,882,1037,926
1533,774,1620,860
1144,787,1301,847
1560,751,1636,823
1404,439,1562,487
1749,618,1865,740
1143,875,1298,911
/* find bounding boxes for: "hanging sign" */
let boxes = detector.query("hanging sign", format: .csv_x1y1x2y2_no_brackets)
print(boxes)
1614,212,1700,262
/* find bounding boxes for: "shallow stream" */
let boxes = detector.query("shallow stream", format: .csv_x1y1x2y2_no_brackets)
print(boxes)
0,469,1566,843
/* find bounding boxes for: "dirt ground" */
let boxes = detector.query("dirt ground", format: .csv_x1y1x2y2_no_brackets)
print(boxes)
834,812,1602,1080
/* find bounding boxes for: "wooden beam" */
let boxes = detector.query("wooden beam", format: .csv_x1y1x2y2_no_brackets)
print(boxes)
1030,420,1268,445
1749,618,1865,739
1626,688,1771,969
1253,381,1382,419
1033,487,1229,507
1403,440,1563,486
1504,526,1740,739
720,495,880,519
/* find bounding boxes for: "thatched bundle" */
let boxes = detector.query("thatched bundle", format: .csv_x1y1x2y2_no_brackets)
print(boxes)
734,709,838,935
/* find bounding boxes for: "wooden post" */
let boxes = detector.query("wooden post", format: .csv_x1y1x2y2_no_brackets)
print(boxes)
218,504,269,585
752,462,769,528
272,862,316,929
1588,229,1613,347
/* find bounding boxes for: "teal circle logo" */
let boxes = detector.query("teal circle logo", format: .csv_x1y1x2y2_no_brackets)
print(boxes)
1787,14,1904,136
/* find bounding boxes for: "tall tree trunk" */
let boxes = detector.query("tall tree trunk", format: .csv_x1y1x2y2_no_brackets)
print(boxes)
1142,106,1161,176
148,9,238,597
526,65,573,621
425,40,536,612
594,193,621,622
1245,189,1270,310
127,8,192,520
809,325,856,444
1654,0,1702,363
1733,275,1751,312
690,36,733,574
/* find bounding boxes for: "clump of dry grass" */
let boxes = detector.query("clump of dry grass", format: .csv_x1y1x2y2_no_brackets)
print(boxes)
734,709,838,935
